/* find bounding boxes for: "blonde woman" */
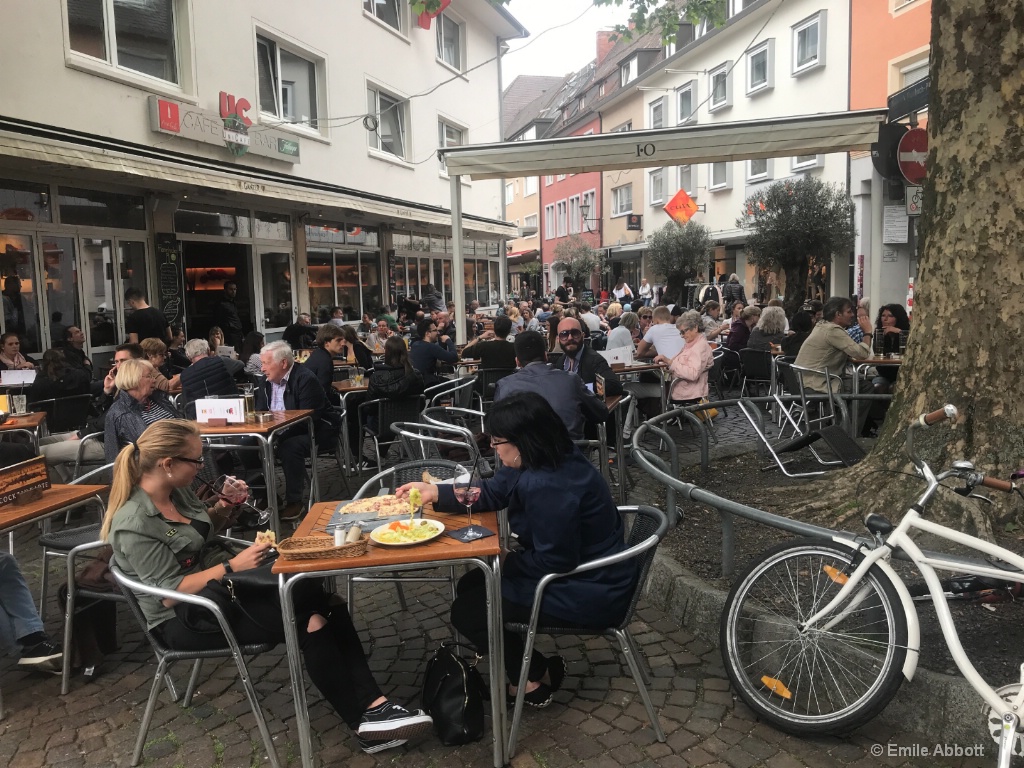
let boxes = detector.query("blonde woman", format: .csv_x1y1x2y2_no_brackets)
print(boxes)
140,338,182,392
506,306,523,334
103,420,432,754
103,359,178,462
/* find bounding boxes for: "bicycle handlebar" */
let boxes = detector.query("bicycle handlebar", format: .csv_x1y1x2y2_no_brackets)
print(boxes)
920,404,958,426
981,476,1016,493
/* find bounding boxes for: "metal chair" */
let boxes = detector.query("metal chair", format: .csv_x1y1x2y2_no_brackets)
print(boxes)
505,505,670,757
424,377,476,409
421,405,495,474
347,459,465,612
718,347,742,392
26,394,94,436
738,348,774,398
474,367,514,409
391,421,488,469
358,396,426,475
71,432,106,480
110,564,280,768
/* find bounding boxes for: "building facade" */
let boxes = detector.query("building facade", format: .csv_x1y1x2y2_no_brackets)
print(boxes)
0,0,522,365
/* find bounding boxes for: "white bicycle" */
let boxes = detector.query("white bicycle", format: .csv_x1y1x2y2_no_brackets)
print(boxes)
720,405,1024,767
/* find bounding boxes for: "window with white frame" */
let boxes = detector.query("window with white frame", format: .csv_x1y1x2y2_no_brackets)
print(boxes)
677,81,697,124
544,204,555,239
524,213,538,237
708,61,733,112
747,158,770,182
556,174,566,181
677,165,695,196
257,35,321,130
729,0,756,16
793,11,827,75
544,176,553,186
437,119,463,173
901,57,929,87
792,154,823,171
649,98,665,129
649,168,665,205
620,57,638,86
66,0,184,85
363,0,402,32
612,184,633,216
525,176,538,196
436,12,462,69
505,183,515,205
709,162,732,191
599,82,606,98
556,200,568,237
746,39,774,95
612,120,632,133
568,195,581,234
581,189,596,230
367,85,408,158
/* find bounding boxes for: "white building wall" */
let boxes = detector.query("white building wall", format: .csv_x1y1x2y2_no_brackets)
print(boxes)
637,0,851,295
0,0,509,220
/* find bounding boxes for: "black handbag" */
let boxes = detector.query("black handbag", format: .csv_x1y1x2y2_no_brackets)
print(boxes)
421,641,488,746
174,562,277,635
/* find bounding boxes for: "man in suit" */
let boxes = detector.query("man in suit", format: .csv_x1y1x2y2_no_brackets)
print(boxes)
494,331,607,441
258,340,340,521
179,338,244,419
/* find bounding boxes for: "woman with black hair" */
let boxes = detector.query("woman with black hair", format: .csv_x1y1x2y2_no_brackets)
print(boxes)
780,310,815,357
338,324,374,371
873,304,911,392
397,392,635,708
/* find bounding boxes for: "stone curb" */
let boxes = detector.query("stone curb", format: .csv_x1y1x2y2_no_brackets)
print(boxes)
643,552,990,746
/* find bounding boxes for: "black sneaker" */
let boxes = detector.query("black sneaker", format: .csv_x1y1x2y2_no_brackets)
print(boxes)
19,638,62,670
357,736,407,754
356,702,432,740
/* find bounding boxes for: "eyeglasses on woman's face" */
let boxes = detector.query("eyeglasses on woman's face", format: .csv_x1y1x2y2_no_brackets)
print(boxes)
172,455,204,467
489,438,511,448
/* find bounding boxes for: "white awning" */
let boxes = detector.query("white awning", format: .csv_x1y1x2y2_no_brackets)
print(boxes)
0,127,516,238
441,109,888,180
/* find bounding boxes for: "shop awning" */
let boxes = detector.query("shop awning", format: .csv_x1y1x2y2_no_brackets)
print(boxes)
506,249,540,266
441,109,888,180
0,118,517,238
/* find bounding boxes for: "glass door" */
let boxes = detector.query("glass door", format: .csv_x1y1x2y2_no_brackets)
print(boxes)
0,232,44,355
254,247,296,333
78,236,149,370
41,236,81,351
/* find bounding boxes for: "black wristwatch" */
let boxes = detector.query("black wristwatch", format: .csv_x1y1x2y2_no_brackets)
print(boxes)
223,560,234,575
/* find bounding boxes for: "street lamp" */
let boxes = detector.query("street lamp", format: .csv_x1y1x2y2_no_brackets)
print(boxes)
579,203,599,233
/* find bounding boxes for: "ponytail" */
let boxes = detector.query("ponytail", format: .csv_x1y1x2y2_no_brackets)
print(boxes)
100,443,142,540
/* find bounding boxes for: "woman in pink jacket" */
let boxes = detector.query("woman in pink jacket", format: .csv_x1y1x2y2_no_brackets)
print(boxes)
654,311,714,405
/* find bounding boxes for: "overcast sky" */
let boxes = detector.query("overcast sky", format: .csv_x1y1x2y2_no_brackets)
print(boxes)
501,0,632,84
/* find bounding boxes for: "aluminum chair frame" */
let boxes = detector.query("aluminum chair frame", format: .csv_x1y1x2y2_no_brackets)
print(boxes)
506,505,670,758
358,395,427,475
424,376,476,409
110,564,280,768
26,393,94,437
391,421,486,469
737,348,774,398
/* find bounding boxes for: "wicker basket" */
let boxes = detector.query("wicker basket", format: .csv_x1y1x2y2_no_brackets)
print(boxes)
277,535,367,560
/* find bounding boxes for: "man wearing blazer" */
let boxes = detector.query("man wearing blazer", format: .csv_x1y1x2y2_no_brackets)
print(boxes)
257,340,340,521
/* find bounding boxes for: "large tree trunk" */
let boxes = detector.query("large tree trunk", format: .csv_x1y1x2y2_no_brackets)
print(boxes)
782,257,809,318
786,1,1023,534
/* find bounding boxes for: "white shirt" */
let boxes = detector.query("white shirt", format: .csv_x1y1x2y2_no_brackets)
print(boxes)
580,311,602,333
612,284,632,301
270,366,292,411
643,322,685,359
607,325,634,349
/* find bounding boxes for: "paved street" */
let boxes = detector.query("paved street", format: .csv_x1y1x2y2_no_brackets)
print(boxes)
0,419,986,768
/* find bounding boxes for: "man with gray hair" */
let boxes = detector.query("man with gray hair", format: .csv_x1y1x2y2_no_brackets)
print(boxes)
283,312,317,349
179,337,241,418
257,340,340,521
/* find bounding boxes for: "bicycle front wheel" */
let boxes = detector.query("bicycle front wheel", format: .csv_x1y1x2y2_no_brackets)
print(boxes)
721,539,909,734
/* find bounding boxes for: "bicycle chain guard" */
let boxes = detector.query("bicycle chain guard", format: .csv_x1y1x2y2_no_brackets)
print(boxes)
986,684,1024,754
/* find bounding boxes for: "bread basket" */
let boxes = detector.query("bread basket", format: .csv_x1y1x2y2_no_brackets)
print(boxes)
277,535,367,560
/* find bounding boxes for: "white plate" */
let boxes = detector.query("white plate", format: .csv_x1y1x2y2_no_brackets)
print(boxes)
369,519,445,547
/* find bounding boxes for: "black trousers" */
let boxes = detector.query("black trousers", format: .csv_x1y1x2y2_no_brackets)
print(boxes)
156,581,381,729
450,569,583,683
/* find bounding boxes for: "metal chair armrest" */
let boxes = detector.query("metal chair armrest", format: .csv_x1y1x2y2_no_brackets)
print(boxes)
110,566,238,640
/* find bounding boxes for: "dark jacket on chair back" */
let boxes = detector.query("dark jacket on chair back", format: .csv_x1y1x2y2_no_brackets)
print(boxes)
180,355,238,418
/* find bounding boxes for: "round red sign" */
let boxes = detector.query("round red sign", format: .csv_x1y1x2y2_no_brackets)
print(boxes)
897,127,928,184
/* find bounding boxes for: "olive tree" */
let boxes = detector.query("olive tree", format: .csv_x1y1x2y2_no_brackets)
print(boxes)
737,178,856,318
645,220,713,305
551,235,601,293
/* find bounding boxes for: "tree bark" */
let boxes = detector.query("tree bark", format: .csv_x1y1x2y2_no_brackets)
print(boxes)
782,258,809,318
787,0,1024,533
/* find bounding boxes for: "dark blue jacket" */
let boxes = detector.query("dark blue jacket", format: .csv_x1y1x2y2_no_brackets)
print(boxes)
435,449,635,626
180,355,238,418
256,361,340,440
493,362,607,441
409,338,457,387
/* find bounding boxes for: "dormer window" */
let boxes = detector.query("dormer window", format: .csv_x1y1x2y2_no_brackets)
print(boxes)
620,57,638,86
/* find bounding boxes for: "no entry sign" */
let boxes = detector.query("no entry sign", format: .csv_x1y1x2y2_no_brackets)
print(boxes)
897,127,928,184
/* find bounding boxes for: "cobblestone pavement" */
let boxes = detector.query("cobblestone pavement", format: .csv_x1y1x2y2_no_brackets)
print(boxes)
0,413,988,768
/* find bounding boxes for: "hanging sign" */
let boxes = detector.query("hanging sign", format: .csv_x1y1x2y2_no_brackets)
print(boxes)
664,189,700,224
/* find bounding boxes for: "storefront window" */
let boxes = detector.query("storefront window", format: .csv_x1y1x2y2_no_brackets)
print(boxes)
0,234,42,354
305,222,346,244
346,225,379,247
417,259,430,293
255,211,291,240
58,187,145,229
488,261,499,304
308,250,334,323
392,231,412,250
411,233,430,252
42,237,80,346
335,251,360,320
0,179,52,223
80,238,117,350
394,258,406,300
475,261,487,306
442,260,452,300
463,259,475,306
359,254,383,316
119,240,149,334
260,251,293,329
175,203,251,237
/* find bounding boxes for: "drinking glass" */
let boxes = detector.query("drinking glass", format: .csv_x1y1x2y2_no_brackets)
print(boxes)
11,395,27,415
453,464,484,540
211,474,271,528
241,383,256,419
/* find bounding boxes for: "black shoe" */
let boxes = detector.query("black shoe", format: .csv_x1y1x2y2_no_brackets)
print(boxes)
19,638,62,670
507,682,553,708
547,655,566,693
356,702,432,740
279,502,305,522
357,736,407,754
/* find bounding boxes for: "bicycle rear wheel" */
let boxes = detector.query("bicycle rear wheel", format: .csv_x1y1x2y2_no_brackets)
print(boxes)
721,539,909,734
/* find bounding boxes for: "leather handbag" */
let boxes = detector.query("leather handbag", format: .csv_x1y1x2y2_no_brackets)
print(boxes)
421,641,488,745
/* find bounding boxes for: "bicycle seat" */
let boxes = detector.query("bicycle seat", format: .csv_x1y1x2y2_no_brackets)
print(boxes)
864,513,894,535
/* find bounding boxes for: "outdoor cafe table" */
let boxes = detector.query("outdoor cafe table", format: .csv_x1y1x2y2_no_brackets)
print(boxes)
1,483,107,551
850,356,903,437
196,409,316,535
0,412,47,453
273,503,507,768
332,380,369,473
617,360,670,413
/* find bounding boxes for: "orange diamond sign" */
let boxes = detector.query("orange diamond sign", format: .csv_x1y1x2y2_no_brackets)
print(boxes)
664,189,699,224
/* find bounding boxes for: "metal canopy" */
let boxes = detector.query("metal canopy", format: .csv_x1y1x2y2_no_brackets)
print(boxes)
441,109,888,180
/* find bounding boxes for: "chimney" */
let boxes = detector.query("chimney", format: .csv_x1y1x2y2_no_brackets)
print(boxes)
596,30,615,67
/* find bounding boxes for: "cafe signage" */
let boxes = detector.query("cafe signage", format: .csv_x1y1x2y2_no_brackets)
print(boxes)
148,95,300,164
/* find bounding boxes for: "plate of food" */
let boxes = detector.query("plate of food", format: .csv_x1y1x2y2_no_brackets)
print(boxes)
369,518,445,547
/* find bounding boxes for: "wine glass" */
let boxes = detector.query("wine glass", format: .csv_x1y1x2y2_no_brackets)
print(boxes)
453,464,484,540
212,475,271,529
